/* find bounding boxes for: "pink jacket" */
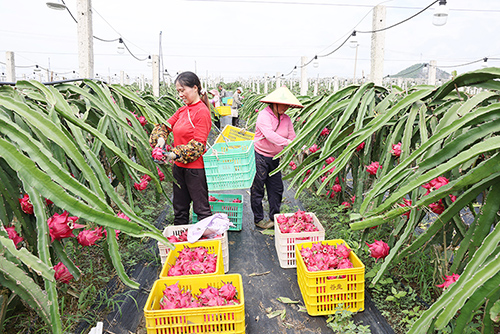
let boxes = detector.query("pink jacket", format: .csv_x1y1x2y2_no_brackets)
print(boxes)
254,106,296,157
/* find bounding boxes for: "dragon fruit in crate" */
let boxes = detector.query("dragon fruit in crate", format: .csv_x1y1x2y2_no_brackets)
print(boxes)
276,210,318,234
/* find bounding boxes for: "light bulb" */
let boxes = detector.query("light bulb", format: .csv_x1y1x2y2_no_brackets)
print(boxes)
147,56,152,67
311,56,318,68
433,1,448,26
482,58,488,68
117,38,125,54
349,31,358,48
46,0,66,10
34,65,41,72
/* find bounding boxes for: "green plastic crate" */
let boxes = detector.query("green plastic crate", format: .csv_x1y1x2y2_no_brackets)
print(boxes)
193,193,243,231
203,140,256,191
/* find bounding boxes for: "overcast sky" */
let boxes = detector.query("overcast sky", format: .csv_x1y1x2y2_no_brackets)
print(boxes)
1,0,500,83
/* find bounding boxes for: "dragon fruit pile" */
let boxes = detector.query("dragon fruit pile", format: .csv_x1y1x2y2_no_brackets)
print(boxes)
208,195,241,203
299,242,354,272
160,281,240,309
276,210,319,233
166,230,221,243
167,246,218,276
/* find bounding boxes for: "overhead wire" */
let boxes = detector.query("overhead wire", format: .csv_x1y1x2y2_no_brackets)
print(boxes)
356,0,438,34
58,0,150,62
284,0,443,76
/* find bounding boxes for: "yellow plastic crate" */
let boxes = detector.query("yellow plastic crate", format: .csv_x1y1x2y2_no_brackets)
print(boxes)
215,106,232,116
144,274,245,334
159,239,224,278
274,212,325,269
295,239,365,315
227,98,233,106
157,225,229,273
215,125,255,144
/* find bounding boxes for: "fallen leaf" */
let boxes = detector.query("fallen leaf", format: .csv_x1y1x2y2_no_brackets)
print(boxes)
267,310,283,319
298,305,307,313
249,271,271,277
277,297,299,304
229,241,235,245
280,309,286,321
260,229,275,235
265,307,273,314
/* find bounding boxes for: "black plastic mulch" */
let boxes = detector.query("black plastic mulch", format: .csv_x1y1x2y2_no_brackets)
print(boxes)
78,184,394,334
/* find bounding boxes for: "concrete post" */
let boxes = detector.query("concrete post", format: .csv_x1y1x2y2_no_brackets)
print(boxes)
300,56,308,95
5,51,15,82
140,74,145,91
256,79,260,94
120,71,125,86
369,5,386,85
5,51,16,82
428,60,437,86
333,76,339,92
264,73,269,94
77,0,94,78
276,72,281,88
313,76,318,96
152,54,160,97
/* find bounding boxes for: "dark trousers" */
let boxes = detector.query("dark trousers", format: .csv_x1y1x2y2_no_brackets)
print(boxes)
232,116,239,127
250,151,283,223
172,164,212,225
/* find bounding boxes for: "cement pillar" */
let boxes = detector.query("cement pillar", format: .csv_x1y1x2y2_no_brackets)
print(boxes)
300,56,308,95
428,60,437,86
313,76,318,96
152,54,160,97
120,71,125,86
333,76,339,92
77,0,94,78
369,5,386,85
5,51,15,82
264,73,269,94
276,72,281,88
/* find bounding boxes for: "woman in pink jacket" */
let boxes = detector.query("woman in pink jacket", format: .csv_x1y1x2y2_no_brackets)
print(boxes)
251,86,304,229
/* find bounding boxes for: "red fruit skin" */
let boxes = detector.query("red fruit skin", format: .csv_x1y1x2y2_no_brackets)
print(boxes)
54,262,74,284
47,211,85,242
19,194,34,214
366,240,390,261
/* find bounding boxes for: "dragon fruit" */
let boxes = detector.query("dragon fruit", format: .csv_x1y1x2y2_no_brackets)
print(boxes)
299,242,354,273
276,211,318,234
168,246,218,276
19,194,34,214
160,281,239,310
366,240,390,261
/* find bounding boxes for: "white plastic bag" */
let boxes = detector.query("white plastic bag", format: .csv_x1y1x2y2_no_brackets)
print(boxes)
187,213,234,243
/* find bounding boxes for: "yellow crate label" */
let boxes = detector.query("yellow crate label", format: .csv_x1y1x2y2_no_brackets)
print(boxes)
328,279,347,292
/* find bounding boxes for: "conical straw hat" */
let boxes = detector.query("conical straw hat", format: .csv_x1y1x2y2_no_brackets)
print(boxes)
260,86,304,108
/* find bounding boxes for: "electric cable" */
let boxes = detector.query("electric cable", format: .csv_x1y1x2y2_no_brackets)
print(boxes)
58,0,150,61
437,58,488,68
283,0,439,75
356,0,438,34
120,39,150,62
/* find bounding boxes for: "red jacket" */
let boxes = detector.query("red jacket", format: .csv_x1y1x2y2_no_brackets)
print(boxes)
167,100,211,169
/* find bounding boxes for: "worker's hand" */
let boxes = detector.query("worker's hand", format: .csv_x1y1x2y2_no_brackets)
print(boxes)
164,151,178,161
156,137,165,149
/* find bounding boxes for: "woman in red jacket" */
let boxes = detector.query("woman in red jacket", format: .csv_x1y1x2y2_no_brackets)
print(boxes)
150,71,212,225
